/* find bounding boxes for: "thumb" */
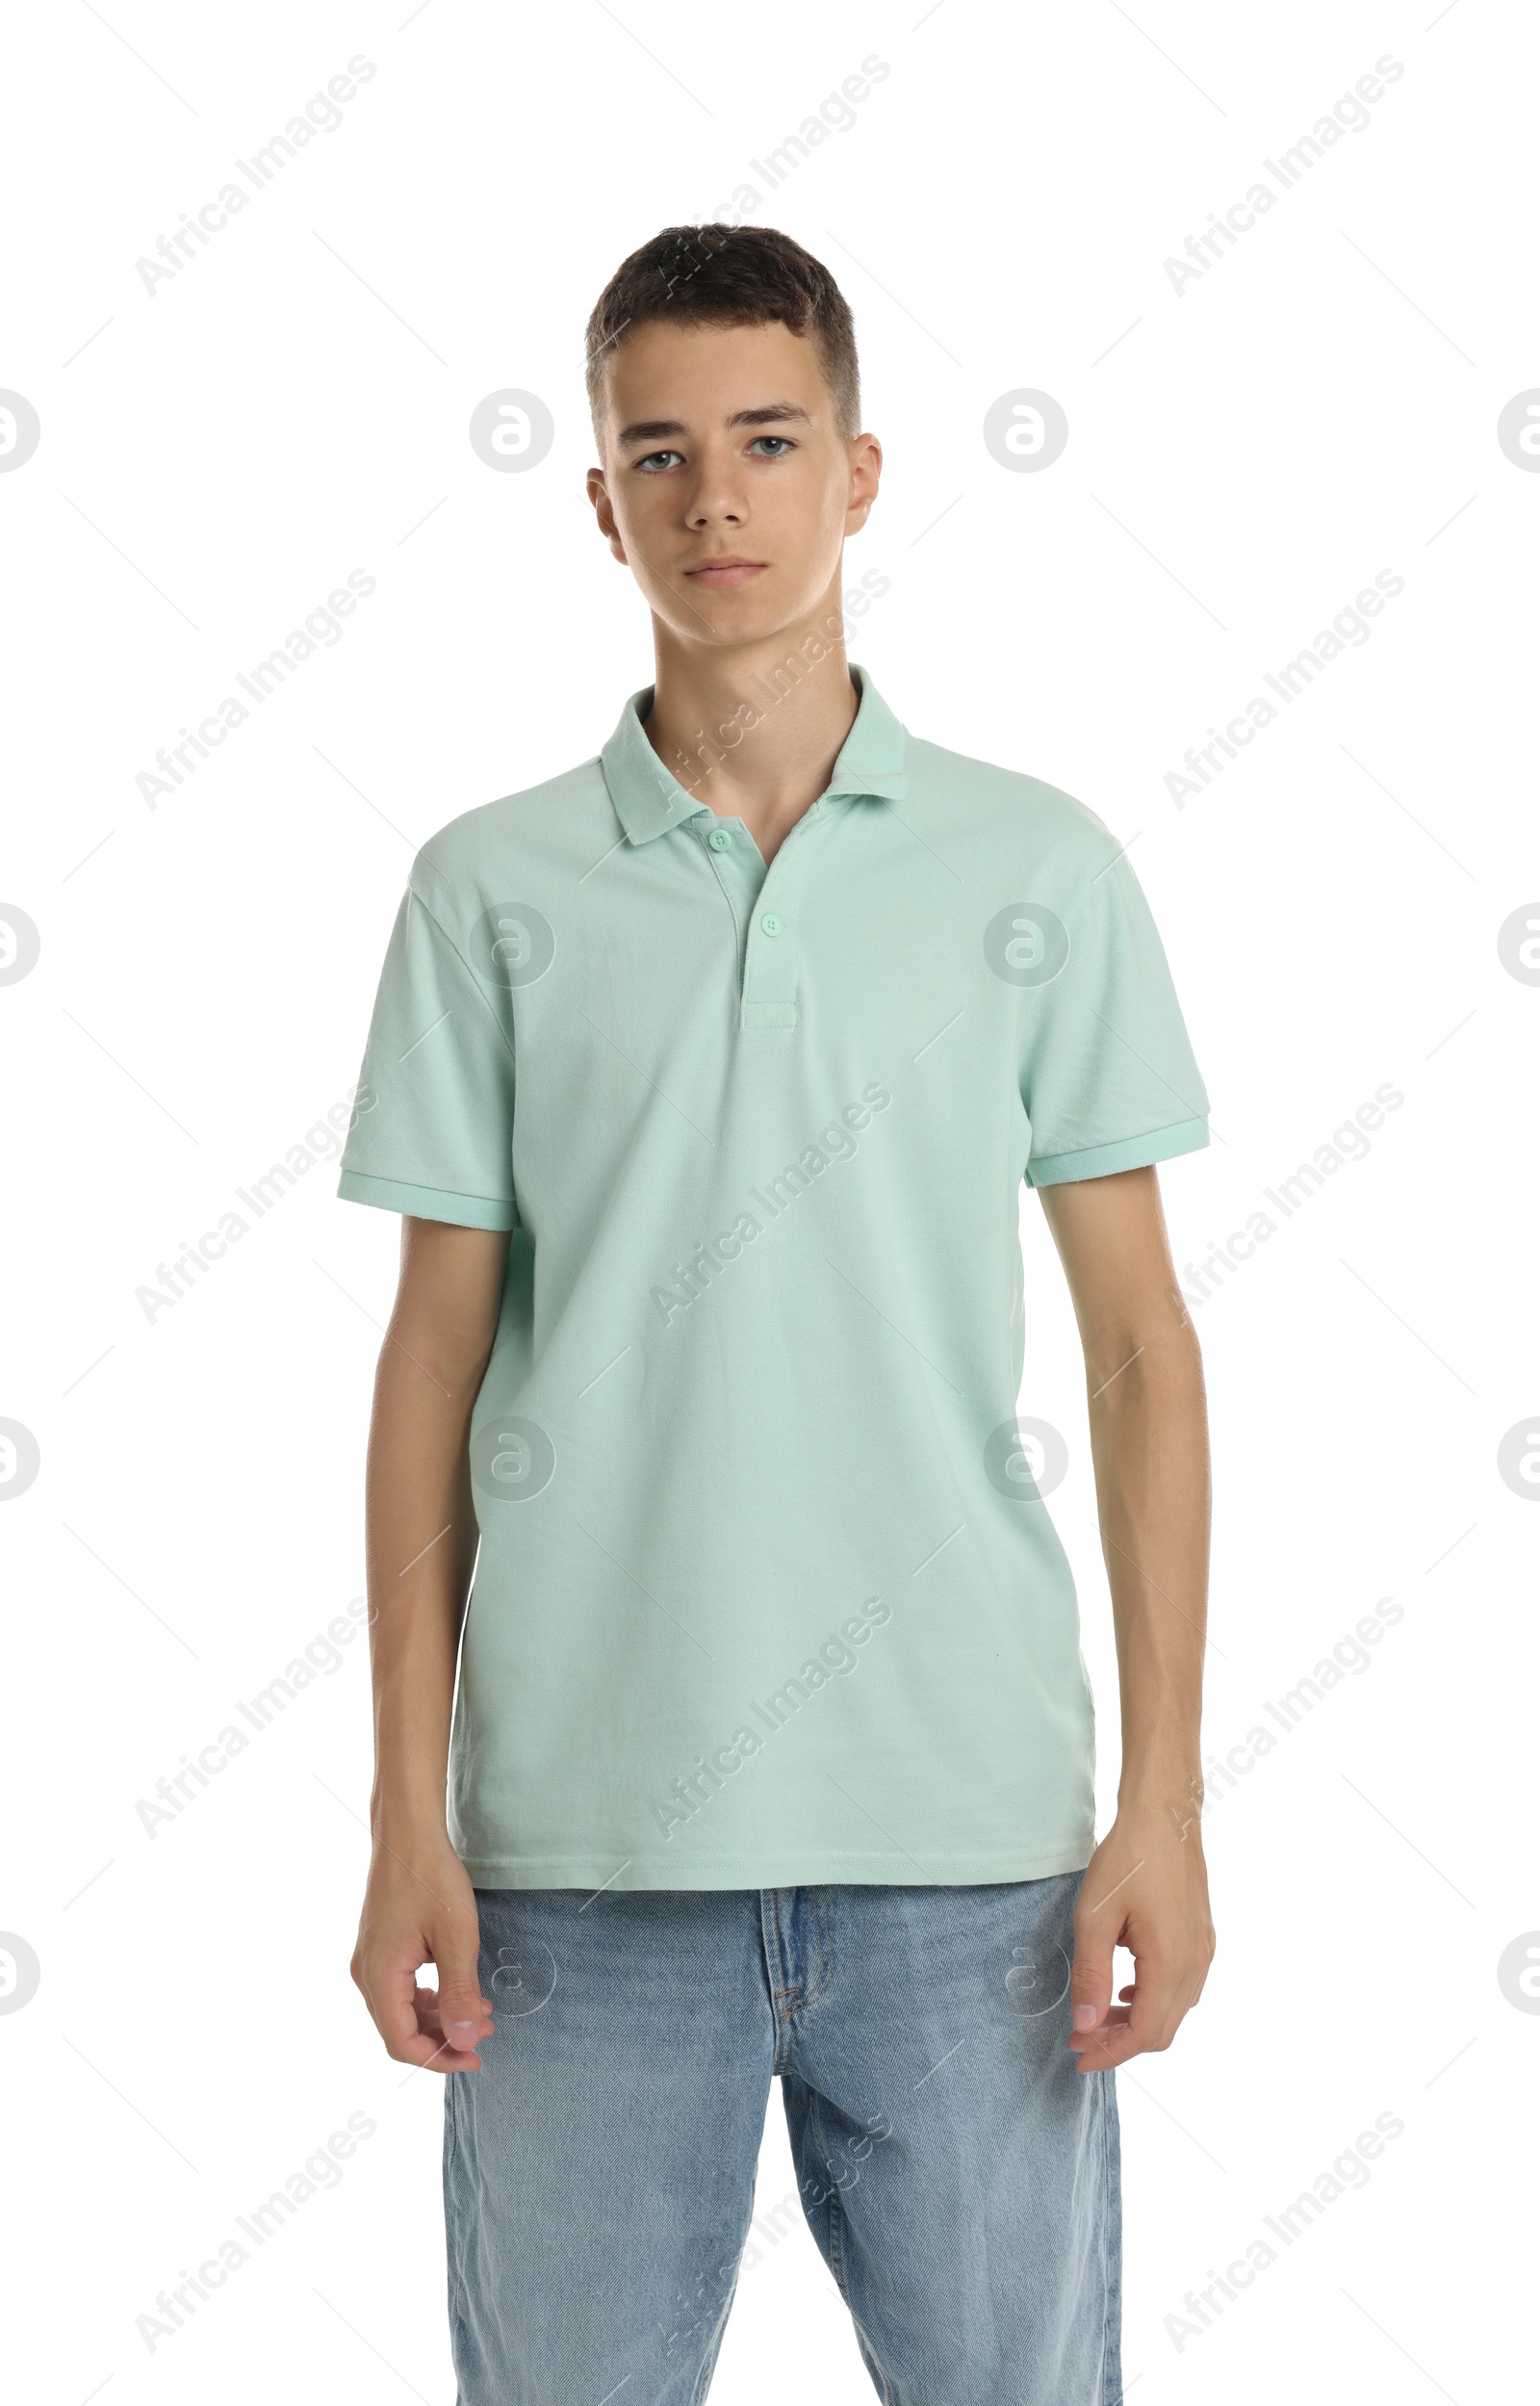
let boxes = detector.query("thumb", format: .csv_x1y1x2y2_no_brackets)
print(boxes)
1069,1896,1116,2037
434,1922,488,2051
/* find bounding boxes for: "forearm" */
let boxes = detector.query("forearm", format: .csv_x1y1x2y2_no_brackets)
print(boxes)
349,1222,507,2072
1084,1321,1211,1811
364,1312,484,1848
1037,1171,1217,2064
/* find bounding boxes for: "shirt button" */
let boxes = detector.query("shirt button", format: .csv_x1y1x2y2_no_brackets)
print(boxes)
706,827,732,852
760,913,783,938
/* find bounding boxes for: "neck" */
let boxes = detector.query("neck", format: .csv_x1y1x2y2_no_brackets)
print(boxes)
641,582,860,864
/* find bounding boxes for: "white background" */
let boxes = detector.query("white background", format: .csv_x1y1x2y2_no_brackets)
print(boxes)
2,1,1534,2399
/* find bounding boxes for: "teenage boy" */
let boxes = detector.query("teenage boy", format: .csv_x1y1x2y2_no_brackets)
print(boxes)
340,222,1215,2406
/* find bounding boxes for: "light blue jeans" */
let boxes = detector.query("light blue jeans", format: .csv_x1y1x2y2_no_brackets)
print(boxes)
444,1876,1120,2405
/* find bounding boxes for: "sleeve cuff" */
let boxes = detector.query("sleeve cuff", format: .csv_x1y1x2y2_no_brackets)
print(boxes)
1025,1115,1210,1189
336,1169,519,1230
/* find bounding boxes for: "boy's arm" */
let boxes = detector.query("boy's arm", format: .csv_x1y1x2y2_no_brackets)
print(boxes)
1036,1164,1216,2071
349,1215,510,2072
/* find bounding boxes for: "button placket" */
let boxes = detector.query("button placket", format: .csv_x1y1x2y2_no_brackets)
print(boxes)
695,815,767,986
739,807,825,1033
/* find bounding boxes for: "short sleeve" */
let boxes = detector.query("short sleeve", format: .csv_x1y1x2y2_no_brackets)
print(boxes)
337,882,518,1229
1020,845,1209,1189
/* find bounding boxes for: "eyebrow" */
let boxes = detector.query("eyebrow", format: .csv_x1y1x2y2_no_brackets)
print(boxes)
614,401,812,448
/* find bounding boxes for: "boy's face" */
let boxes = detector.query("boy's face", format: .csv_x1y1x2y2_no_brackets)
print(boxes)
587,318,879,651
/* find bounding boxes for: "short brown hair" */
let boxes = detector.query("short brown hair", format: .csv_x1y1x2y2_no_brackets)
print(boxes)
584,223,860,452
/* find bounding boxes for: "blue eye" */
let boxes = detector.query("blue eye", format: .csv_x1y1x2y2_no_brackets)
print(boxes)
631,434,794,472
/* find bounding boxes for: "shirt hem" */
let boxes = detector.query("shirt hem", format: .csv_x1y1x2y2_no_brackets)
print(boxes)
454,1837,1096,1891
1025,1115,1209,1189
336,1169,518,1230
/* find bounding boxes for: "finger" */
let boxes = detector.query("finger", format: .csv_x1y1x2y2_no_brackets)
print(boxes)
1067,1896,1118,2045
389,2028,487,2073
415,1985,495,2041
413,1984,496,2048
407,1986,493,2071
409,1992,493,2069
1078,2011,1187,2072
432,1925,492,2057
357,1942,494,2070
1073,2027,1143,2072
1125,1956,1185,2056
1075,1965,1197,2069
1066,2005,1131,2058
1070,2016,1136,2071
359,1939,434,2058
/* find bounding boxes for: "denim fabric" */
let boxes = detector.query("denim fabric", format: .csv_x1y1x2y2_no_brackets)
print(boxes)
444,1874,1120,2405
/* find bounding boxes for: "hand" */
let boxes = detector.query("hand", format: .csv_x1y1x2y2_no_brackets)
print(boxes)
350,1830,496,2072
1066,1790,1215,2073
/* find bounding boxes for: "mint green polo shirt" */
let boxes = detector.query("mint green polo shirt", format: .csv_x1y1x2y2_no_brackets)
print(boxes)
338,666,1209,1889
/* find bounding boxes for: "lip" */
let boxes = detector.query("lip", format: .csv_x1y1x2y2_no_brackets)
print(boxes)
682,558,766,586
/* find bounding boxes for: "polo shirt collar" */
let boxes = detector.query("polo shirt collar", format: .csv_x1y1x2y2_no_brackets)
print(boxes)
600,661,909,845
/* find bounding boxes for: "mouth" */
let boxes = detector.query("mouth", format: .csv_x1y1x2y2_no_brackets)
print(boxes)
682,557,766,587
